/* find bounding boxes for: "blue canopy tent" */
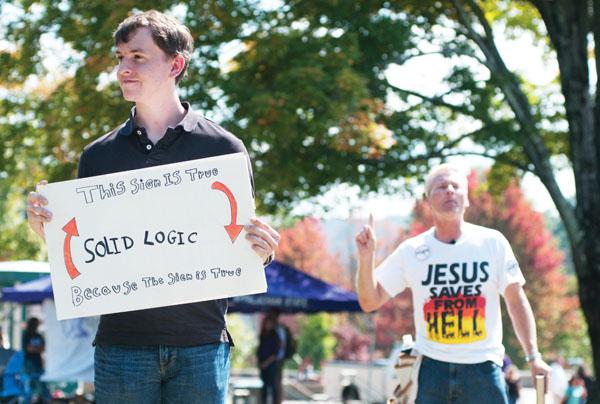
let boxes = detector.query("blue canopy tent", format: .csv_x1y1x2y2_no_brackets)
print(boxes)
229,261,361,313
1,275,53,303
2,261,361,313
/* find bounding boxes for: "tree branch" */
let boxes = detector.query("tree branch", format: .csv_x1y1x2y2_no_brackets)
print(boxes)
356,146,531,174
441,128,482,150
449,0,492,61
464,0,495,42
439,150,533,173
355,124,531,173
388,85,475,117
389,47,485,67
449,0,580,250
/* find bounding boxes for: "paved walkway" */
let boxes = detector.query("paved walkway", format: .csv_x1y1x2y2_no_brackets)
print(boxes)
519,387,552,403
278,388,548,403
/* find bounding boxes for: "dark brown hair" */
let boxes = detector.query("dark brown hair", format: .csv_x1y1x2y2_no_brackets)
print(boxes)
114,10,193,84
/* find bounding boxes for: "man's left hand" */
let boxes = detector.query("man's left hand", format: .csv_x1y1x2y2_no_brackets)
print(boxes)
244,217,280,264
529,357,552,393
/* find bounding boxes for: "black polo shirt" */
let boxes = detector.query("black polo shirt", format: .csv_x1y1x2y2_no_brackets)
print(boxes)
78,102,253,346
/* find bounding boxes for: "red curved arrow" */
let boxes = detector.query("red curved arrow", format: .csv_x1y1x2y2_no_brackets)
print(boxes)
211,181,243,243
62,217,81,280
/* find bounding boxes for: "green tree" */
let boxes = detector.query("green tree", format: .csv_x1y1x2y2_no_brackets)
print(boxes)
226,313,258,370
296,313,336,371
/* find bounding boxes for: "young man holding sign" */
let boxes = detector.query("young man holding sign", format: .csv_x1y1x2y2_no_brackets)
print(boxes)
355,164,551,403
26,10,279,403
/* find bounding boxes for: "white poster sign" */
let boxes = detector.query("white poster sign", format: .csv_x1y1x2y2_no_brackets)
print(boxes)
40,153,266,319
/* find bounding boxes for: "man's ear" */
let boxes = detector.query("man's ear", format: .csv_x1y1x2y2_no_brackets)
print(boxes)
422,193,431,209
170,54,186,78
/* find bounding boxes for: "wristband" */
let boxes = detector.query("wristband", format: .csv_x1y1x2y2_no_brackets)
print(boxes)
263,252,275,266
525,351,542,362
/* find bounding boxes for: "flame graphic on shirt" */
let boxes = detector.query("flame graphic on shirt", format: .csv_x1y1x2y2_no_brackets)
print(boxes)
423,293,486,344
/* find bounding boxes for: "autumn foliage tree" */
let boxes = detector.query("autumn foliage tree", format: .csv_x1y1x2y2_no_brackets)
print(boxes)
371,226,416,351
466,173,587,362
275,217,352,366
276,217,349,288
332,323,370,362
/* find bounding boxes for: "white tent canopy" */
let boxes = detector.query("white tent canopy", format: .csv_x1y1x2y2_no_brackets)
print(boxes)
0,260,50,273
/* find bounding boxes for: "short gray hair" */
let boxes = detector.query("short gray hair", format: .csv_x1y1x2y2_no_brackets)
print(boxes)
424,163,468,197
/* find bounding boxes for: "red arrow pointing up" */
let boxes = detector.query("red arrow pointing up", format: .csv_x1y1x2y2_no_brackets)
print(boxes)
62,217,81,280
211,181,244,243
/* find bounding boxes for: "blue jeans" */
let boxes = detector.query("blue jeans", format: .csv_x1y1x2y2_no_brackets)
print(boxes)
94,343,230,404
416,356,508,404
260,361,282,404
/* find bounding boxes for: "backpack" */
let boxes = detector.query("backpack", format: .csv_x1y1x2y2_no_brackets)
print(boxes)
283,326,297,360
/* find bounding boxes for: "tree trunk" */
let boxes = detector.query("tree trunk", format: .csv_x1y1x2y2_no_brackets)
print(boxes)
458,0,600,396
533,0,600,399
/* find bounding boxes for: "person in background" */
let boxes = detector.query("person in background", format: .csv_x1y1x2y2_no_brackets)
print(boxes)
270,309,288,403
0,330,15,369
298,356,317,381
0,329,15,391
504,364,521,404
550,356,569,404
563,374,587,404
341,369,361,404
576,365,595,403
22,317,48,402
22,318,44,377
257,315,282,404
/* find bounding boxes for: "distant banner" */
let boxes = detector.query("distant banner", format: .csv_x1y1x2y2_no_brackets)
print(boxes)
232,295,310,310
41,299,98,382
40,153,266,319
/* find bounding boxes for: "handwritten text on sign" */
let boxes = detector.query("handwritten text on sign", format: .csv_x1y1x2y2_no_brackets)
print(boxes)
41,153,266,319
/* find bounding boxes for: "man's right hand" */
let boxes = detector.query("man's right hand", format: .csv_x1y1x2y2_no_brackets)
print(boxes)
355,214,390,312
355,214,376,262
26,180,52,240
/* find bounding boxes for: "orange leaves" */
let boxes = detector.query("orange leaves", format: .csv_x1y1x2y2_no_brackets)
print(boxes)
334,98,396,159
254,96,286,127
276,217,349,288
463,171,579,354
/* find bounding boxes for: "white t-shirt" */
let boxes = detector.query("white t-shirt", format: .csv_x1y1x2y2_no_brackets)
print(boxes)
375,223,525,366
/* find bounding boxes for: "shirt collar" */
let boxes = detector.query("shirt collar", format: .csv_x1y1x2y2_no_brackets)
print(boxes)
117,102,198,136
